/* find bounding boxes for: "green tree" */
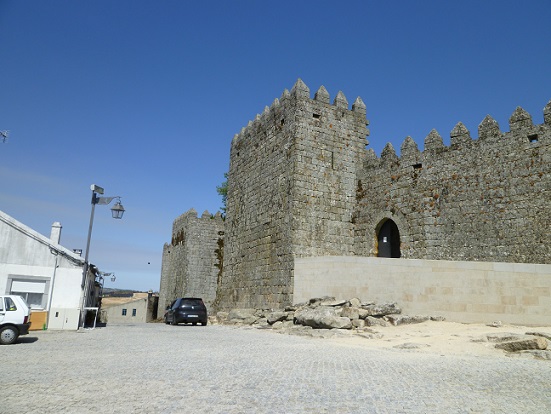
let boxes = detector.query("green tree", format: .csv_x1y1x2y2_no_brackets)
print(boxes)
216,172,228,214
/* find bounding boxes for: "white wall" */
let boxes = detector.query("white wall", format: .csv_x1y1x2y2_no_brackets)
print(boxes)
294,256,551,326
0,211,86,330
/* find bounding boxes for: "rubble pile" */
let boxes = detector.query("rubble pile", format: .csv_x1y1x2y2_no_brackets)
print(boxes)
214,296,443,338
212,296,550,360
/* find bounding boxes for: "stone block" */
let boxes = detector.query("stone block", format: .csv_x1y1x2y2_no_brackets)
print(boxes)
495,337,548,352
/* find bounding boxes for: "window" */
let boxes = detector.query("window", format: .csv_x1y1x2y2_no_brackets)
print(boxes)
5,297,17,311
132,309,137,317
9,278,48,309
122,308,127,316
0,298,4,312
11,292,43,308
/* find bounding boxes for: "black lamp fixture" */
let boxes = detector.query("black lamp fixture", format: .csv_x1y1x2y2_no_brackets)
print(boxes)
110,199,125,219
91,185,125,219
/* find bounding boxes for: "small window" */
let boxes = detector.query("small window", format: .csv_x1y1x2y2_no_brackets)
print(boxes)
528,134,538,143
313,113,321,119
132,309,137,317
122,308,127,316
11,292,43,309
413,163,422,170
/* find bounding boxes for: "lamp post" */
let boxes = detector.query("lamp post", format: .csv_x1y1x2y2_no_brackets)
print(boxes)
97,271,116,300
80,184,125,328
97,271,116,290
96,271,116,327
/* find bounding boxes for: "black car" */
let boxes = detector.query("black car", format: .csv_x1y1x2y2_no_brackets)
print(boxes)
165,298,208,326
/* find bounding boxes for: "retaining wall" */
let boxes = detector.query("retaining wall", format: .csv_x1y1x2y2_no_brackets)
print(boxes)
294,256,551,326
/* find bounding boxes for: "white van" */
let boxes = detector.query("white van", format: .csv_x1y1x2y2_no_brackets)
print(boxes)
0,295,32,345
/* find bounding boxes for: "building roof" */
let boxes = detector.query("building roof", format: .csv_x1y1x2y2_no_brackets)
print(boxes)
0,209,85,266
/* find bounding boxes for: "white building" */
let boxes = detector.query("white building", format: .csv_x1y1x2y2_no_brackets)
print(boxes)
0,210,98,330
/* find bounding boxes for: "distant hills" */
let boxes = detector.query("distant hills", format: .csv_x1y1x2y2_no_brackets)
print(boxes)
103,287,157,297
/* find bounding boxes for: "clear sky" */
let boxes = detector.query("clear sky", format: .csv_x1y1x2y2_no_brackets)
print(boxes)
1,1,550,292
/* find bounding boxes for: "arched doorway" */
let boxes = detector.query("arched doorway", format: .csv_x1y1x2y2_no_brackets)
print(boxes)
377,219,401,258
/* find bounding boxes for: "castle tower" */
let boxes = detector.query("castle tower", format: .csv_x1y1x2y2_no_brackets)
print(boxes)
159,209,224,313
216,79,369,310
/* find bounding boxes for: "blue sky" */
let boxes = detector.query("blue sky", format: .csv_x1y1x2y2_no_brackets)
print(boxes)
1,1,550,291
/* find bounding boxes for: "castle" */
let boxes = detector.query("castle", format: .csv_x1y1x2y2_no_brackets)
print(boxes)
159,79,550,322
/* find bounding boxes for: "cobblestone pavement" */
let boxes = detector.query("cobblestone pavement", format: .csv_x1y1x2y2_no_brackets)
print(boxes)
3,323,550,414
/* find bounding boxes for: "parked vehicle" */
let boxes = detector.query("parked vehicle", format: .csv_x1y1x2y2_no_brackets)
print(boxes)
165,298,207,326
0,295,32,345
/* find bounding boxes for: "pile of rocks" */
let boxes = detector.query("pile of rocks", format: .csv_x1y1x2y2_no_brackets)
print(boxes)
212,296,551,359
214,296,443,338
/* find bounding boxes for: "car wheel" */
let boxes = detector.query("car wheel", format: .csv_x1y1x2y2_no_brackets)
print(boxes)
171,319,178,326
201,321,207,326
0,326,19,345
192,322,197,326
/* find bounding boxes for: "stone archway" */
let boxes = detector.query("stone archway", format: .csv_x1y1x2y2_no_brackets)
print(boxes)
376,219,401,258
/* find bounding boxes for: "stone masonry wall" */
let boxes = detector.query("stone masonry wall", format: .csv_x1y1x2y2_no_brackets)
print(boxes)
162,79,550,315
289,80,368,258
216,80,368,310
216,88,295,310
158,209,224,313
355,103,551,263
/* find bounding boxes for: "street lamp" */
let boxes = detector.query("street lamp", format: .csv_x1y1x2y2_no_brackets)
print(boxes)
81,184,125,327
99,272,116,283
97,271,116,298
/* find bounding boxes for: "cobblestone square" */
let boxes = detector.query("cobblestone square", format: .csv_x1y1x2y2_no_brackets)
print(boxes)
2,324,550,413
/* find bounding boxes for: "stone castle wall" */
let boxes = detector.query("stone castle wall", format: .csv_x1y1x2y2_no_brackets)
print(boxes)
158,209,224,313
354,105,551,263
215,87,296,310
161,79,550,314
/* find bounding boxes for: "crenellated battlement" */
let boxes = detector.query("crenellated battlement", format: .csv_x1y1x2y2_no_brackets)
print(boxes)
170,208,224,246
232,79,550,173
369,101,551,169
231,79,369,149
172,208,223,229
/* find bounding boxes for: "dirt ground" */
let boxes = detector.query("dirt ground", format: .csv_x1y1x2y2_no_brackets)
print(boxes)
330,320,551,358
